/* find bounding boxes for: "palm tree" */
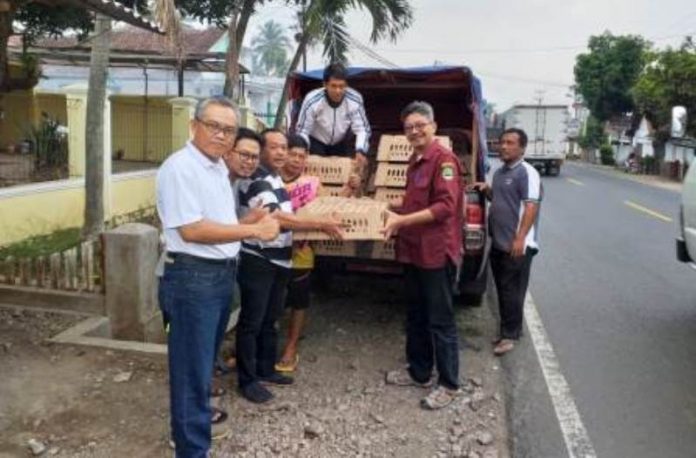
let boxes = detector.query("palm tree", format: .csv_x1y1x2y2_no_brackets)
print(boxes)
82,0,181,240
274,0,413,128
251,20,291,76
82,13,112,240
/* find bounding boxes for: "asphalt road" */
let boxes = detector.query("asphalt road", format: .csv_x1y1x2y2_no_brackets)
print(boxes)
503,161,696,458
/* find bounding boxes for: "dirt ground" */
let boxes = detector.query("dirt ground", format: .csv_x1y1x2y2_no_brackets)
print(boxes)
0,276,508,458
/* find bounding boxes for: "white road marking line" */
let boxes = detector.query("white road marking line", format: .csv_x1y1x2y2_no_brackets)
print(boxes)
525,293,598,458
624,200,673,223
566,178,585,186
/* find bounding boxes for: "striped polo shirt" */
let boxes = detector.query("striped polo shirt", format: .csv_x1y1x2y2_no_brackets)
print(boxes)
237,165,294,268
489,159,543,252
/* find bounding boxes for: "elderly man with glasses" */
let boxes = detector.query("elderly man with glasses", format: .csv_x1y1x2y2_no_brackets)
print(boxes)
382,100,465,410
157,96,280,458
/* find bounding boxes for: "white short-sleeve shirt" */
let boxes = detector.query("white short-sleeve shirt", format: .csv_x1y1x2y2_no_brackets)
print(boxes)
156,142,240,259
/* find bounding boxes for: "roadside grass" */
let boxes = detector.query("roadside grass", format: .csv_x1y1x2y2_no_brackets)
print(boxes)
0,228,81,259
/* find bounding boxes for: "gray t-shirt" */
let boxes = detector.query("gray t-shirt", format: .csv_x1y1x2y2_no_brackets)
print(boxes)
489,159,543,252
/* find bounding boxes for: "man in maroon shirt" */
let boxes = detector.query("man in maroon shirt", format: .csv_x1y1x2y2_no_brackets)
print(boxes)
382,100,464,410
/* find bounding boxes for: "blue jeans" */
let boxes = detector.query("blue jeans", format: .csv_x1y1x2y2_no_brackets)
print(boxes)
158,254,236,458
404,263,460,390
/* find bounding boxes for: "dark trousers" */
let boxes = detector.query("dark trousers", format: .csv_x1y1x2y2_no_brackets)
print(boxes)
490,247,535,340
158,255,236,458
236,253,292,387
404,263,460,390
309,135,351,157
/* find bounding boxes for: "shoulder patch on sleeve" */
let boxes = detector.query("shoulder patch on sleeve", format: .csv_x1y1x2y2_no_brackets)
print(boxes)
440,162,456,181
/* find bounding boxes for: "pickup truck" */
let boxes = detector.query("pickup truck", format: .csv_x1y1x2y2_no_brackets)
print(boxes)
677,162,696,269
286,66,490,305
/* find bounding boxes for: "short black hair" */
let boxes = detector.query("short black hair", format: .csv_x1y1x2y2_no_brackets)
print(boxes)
287,134,308,150
500,128,528,148
259,128,285,148
323,62,348,82
234,127,262,148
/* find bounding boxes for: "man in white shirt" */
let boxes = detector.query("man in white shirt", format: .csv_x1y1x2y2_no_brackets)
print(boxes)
156,96,279,458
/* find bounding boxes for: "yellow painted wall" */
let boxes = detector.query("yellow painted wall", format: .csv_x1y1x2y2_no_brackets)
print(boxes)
0,172,157,247
0,181,84,245
0,91,68,150
111,173,157,216
111,96,172,163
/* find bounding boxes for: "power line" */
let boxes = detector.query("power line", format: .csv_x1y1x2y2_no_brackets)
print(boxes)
371,28,696,57
474,71,572,88
346,34,399,68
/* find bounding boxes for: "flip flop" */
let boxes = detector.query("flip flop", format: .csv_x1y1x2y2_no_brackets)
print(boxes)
274,354,299,373
211,407,228,425
210,386,227,398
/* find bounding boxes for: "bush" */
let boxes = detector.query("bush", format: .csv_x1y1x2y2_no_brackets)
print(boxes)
599,144,615,165
643,155,657,174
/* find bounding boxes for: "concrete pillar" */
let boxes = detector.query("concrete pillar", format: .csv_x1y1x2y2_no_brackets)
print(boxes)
103,223,164,343
64,83,113,219
239,104,250,128
169,97,197,151
65,83,88,177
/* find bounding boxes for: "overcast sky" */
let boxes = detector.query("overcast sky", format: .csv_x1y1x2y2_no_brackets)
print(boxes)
244,0,695,112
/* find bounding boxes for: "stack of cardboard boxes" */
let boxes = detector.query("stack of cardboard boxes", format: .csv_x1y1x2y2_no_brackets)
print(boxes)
299,135,450,261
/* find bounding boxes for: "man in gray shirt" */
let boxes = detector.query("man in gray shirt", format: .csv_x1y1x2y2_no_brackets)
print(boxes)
473,127,542,356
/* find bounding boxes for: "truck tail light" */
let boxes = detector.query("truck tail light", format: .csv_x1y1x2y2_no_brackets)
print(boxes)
464,190,484,225
464,190,486,252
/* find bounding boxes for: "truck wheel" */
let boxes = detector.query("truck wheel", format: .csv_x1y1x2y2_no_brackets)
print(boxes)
547,167,560,177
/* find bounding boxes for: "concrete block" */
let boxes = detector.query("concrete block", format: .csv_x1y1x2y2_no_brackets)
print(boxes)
103,223,159,341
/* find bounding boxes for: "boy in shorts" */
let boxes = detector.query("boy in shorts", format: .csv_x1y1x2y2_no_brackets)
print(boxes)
275,134,350,371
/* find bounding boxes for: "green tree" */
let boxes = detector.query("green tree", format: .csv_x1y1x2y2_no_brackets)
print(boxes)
633,38,696,138
274,0,414,127
574,32,650,122
82,13,112,240
577,115,607,150
251,20,290,76
0,0,152,92
175,0,304,99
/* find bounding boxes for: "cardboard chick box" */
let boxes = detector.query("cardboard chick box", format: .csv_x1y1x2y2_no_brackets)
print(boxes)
294,196,389,241
305,155,354,185
376,135,452,162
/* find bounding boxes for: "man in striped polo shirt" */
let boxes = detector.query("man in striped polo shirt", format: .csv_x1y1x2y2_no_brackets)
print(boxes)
236,128,343,403
474,128,542,356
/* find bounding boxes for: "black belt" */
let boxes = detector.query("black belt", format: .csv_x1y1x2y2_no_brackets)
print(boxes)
167,252,238,267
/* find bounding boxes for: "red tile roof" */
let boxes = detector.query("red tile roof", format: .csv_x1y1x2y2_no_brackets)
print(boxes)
23,25,225,55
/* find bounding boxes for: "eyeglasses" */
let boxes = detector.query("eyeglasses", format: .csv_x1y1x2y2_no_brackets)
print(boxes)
235,150,260,162
403,121,432,133
196,117,238,137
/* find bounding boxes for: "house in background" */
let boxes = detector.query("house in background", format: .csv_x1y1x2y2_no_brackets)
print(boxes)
604,114,635,166
9,24,283,121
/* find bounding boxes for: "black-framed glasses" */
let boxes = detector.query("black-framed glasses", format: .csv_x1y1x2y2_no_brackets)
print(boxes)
403,121,432,133
196,117,238,137
235,150,260,162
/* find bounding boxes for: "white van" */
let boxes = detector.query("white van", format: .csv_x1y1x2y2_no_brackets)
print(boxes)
677,162,696,269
